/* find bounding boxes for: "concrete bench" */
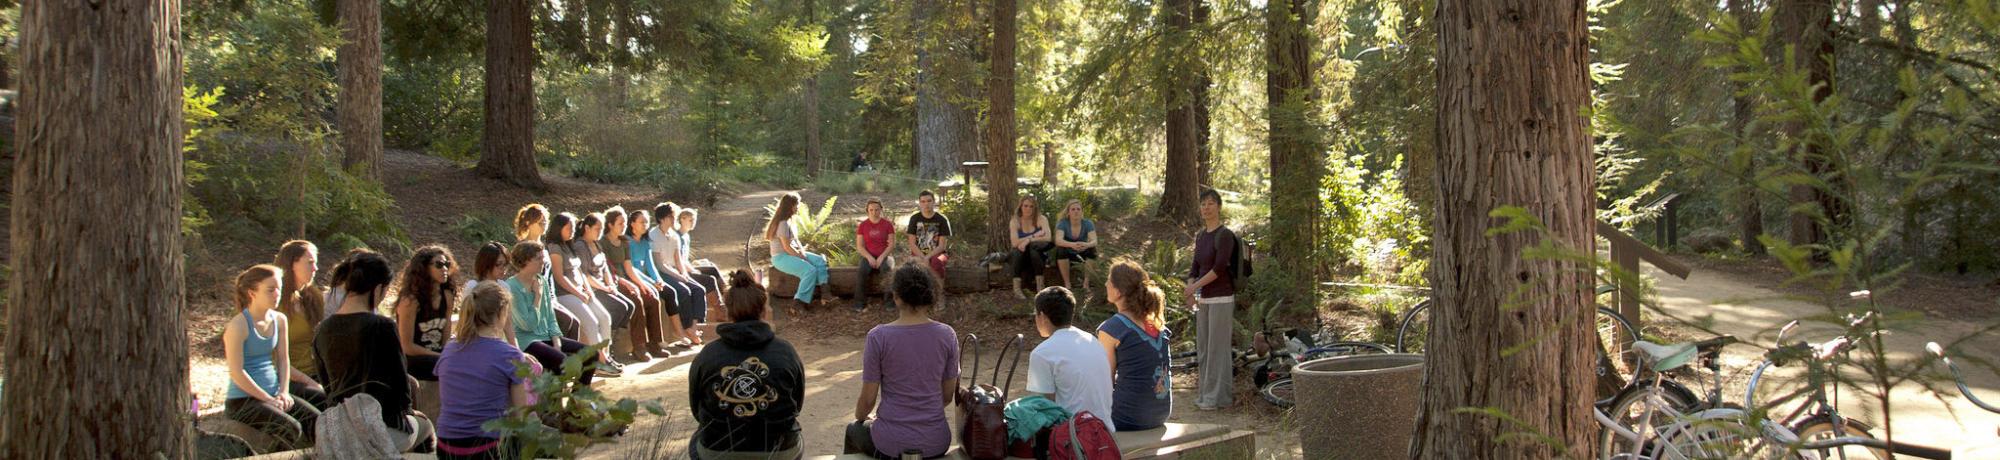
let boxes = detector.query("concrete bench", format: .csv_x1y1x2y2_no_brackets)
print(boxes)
806,422,1253,460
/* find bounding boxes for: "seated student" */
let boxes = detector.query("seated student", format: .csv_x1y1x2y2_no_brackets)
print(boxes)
505,241,598,388
602,207,673,362
852,197,898,312
1008,195,1055,299
515,204,580,340
1049,199,1100,290
1096,261,1173,431
672,207,727,324
654,202,714,342
903,190,952,278
225,264,321,450
394,245,460,382
688,270,805,460
274,241,330,409
1026,287,1115,426
546,212,623,377
846,265,960,459
436,282,537,460
458,242,512,309
314,250,435,452
627,209,691,347
764,193,831,311
574,212,642,364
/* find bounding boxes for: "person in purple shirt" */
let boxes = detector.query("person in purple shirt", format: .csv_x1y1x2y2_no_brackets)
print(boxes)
1186,188,1238,410
436,281,538,460
846,265,961,459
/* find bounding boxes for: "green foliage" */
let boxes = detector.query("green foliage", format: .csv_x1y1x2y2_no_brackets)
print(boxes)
937,190,988,255
483,342,664,458
1321,154,1428,286
383,54,484,162
452,213,516,247
553,155,728,207
765,197,855,264
810,172,931,197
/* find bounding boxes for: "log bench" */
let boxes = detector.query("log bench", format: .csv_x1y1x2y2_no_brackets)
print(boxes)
804,422,1254,460
763,258,1096,299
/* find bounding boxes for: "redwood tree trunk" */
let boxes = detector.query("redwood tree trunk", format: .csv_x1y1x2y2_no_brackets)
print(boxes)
1193,1,1214,189
1412,1,1600,458
1729,0,1766,256
804,0,823,178
1158,0,1204,223
479,0,545,190
913,0,973,180
1265,0,1323,295
984,0,1019,252
1775,0,1839,249
2,0,191,457
338,0,384,180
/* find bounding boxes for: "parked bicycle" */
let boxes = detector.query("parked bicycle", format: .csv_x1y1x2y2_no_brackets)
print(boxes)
1396,285,1641,388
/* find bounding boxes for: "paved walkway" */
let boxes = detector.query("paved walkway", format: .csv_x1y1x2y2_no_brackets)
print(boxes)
1649,266,2000,455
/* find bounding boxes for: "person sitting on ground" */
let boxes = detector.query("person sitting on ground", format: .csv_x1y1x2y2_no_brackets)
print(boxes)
225,264,321,450
654,202,715,343
765,193,832,311
673,207,727,327
602,206,674,361
515,204,580,339
314,249,436,452
1008,195,1055,299
274,240,330,409
853,197,898,313
1026,286,1115,428
846,265,960,459
575,212,642,365
904,190,952,278
1097,261,1173,431
1185,188,1238,410
1050,199,1100,290
394,245,460,382
628,209,692,347
457,242,512,310
688,270,805,460
546,212,623,378
505,241,599,388
435,281,537,460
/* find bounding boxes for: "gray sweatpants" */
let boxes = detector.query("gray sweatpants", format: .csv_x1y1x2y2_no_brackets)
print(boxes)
1195,298,1236,408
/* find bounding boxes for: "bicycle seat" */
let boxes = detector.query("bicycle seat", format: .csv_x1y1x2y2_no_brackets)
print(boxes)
1633,336,1737,372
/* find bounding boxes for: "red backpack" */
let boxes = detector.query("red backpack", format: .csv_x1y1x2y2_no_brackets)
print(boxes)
1048,411,1119,460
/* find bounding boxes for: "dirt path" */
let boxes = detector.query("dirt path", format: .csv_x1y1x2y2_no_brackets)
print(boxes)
1648,265,2000,452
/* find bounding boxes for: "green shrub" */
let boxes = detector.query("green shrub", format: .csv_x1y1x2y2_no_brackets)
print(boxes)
384,54,484,163
484,343,663,458
452,213,515,247
554,155,728,207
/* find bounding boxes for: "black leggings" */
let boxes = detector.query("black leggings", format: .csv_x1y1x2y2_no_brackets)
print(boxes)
1011,241,1055,284
408,354,440,381
439,436,520,460
524,338,596,386
225,394,320,450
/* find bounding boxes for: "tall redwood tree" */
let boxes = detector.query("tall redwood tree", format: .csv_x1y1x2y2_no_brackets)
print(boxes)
478,0,546,189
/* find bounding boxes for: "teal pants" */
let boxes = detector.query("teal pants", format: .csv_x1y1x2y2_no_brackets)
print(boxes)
772,252,830,302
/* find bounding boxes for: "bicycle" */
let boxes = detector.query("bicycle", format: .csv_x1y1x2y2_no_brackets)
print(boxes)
1594,334,1738,459
1395,287,1641,388
1257,339,1393,408
1795,341,2000,459
1166,323,1392,408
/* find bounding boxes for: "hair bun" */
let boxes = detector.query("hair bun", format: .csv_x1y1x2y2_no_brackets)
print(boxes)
728,269,759,290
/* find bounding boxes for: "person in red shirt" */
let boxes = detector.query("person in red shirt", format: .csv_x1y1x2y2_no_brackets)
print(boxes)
853,197,898,312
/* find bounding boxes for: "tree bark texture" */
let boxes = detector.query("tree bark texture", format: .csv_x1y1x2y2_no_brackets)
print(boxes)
1158,0,1205,223
1729,0,1766,256
804,0,823,178
984,0,1019,251
337,0,384,180
479,0,545,190
1265,0,1324,294
914,0,976,180
3,0,192,457
1774,0,1840,249
1412,1,1600,458
1193,1,1214,190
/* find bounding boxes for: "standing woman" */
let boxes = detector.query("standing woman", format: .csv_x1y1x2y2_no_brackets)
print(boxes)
506,241,599,388
224,264,320,449
765,193,831,311
1184,188,1238,410
1096,261,1173,431
1050,200,1100,290
315,250,435,451
628,209,692,347
514,204,579,339
575,212,640,363
435,282,536,460
274,240,330,408
651,202,710,345
603,207,673,361
394,245,461,382
1007,195,1055,299
545,212,622,377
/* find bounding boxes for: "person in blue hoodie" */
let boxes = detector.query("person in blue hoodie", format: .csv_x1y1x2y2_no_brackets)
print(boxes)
687,270,805,460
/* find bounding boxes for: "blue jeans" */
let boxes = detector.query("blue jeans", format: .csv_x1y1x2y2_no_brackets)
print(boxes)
772,252,830,302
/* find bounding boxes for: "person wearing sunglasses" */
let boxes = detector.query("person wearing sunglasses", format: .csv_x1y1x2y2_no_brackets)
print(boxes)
395,244,462,382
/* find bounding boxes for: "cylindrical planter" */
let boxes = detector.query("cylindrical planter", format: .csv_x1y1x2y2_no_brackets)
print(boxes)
1294,353,1425,459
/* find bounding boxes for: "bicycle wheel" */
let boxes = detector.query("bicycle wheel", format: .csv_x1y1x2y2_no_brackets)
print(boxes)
1597,379,1701,459
1260,377,1296,409
1167,350,1199,371
1596,306,1642,384
1302,342,1394,361
1395,300,1432,353
1791,416,1888,460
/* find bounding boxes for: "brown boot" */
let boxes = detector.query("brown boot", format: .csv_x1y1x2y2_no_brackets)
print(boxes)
609,332,639,363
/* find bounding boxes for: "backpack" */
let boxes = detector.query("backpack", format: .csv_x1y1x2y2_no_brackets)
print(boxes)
1048,411,1120,460
1212,227,1253,281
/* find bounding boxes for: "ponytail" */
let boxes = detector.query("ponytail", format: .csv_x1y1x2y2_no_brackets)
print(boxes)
1109,260,1164,330
454,281,513,344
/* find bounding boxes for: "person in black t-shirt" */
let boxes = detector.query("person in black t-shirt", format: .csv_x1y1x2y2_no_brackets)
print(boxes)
904,190,953,278
315,249,437,452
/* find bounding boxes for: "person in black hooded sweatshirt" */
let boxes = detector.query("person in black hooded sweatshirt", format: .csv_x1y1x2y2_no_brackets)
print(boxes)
687,270,805,460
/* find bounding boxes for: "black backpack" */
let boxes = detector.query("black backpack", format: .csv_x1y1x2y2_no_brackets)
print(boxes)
1213,227,1252,281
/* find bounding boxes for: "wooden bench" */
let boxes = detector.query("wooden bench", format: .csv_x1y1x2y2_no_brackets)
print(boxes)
805,422,1253,460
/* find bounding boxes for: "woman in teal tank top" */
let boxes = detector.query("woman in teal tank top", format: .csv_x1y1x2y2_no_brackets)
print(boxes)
224,264,321,449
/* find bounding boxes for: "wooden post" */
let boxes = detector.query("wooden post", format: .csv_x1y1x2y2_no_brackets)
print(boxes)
1042,143,1058,188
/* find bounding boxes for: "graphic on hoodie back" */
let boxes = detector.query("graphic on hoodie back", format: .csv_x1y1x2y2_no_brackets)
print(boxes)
712,357,781,417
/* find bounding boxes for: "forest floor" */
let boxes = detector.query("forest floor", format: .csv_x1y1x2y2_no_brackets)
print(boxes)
166,149,2000,458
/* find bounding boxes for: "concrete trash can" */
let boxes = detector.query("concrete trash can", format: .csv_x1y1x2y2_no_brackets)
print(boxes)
1293,353,1425,459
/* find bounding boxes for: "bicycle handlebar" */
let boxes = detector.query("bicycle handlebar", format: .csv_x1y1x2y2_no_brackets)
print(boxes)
1929,342,2000,415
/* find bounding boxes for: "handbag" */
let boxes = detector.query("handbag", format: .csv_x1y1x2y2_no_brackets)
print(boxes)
957,333,1025,460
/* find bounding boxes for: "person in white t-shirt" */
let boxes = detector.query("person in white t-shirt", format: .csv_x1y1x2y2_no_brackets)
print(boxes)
1026,286,1117,428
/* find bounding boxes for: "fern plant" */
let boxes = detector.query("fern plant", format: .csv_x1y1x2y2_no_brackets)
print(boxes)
763,196,856,264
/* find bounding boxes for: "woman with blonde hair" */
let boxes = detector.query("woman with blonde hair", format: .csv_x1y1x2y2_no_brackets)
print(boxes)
435,282,536,460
